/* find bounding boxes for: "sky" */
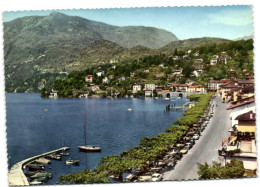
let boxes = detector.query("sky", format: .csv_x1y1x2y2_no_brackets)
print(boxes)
3,5,254,40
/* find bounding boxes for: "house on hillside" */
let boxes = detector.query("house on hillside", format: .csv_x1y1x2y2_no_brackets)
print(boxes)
220,83,239,102
132,84,142,94
193,51,200,56
208,80,221,91
130,72,136,77
49,90,58,98
102,77,110,84
187,85,206,93
237,80,254,88
85,75,93,83
96,70,105,77
118,76,126,82
185,79,195,86
144,83,156,91
176,84,188,92
210,58,218,65
172,69,183,75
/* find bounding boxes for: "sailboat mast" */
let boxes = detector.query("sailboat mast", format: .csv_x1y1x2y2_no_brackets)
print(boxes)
84,113,86,146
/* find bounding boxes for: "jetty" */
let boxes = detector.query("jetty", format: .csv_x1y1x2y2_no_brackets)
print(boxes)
165,102,194,111
8,147,69,186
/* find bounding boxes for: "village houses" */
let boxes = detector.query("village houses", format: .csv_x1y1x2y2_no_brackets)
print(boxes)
144,83,156,91
132,84,142,94
85,75,93,83
96,70,105,77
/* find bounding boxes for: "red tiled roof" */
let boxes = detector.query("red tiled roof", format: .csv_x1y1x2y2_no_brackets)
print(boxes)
235,111,256,121
168,83,179,86
227,97,255,110
86,75,93,77
237,80,254,84
177,84,188,87
222,84,238,88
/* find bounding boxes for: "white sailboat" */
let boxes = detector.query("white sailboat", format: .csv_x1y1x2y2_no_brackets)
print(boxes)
77,113,101,152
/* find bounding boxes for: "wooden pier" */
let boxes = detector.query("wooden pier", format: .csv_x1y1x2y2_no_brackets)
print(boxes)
8,147,69,186
165,102,194,111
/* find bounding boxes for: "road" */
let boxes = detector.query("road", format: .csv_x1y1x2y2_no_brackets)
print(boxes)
163,94,231,181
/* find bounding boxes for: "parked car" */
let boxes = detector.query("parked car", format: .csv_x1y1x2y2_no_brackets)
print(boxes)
185,142,193,149
151,173,163,181
180,146,189,154
200,126,205,132
193,134,200,140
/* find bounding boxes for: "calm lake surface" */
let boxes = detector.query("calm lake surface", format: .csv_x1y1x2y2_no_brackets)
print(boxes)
6,93,188,184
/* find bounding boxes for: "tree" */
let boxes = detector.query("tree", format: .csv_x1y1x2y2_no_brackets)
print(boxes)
197,159,245,179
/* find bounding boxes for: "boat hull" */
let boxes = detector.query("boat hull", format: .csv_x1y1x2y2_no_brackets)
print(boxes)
77,146,101,152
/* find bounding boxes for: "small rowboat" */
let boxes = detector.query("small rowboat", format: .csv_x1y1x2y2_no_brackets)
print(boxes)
66,159,79,165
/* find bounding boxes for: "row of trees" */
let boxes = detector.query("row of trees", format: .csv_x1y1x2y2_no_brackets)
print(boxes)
59,93,213,183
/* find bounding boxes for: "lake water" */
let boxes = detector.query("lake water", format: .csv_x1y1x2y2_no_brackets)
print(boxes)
6,93,187,184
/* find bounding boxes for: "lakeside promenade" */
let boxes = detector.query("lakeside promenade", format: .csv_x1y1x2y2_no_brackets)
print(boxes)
8,147,69,186
163,95,231,180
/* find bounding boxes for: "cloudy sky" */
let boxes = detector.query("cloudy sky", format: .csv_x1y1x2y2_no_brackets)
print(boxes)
3,5,253,40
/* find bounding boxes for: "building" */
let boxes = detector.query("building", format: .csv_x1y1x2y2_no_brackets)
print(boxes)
130,72,136,77
235,111,256,133
102,77,110,84
96,70,105,77
227,96,255,127
219,111,257,171
119,76,126,82
172,69,183,75
145,90,153,97
210,58,218,65
49,90,58,98
144,83,156,91
85,75,93,83
237,80,254,88
193,69,204,77
208,80,221,91
220,83,239,102
187,85,206,93
132,84,142,94
176,84,188,92
185,79,195,86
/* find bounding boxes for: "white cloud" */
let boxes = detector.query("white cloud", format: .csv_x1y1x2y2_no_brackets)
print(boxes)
207,8,253,26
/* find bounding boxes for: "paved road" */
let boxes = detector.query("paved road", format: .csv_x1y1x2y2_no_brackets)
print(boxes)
163,94,231,181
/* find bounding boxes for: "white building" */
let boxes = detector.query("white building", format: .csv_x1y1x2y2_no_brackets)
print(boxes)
144,83,156,91
210,58,218,65
96,70,105,77
208,80,221,91
227,97,255,127
102,77,110,84
132,84,142,94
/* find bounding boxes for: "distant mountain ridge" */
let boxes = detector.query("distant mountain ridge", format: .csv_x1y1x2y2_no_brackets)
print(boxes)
160,37,231,50
3,12,234,92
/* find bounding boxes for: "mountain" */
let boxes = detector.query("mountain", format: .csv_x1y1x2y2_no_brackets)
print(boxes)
3,12,178,92
160,37,230,51
233,35,253,41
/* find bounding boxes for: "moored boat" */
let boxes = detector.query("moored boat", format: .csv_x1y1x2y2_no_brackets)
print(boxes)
78,145,101,152
27,164,44,171
31,172,52,179
66,159,80,165
78,113,101,152
47,154,61,160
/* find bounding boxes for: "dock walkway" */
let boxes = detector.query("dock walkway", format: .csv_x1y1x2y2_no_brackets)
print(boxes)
8,147,69,186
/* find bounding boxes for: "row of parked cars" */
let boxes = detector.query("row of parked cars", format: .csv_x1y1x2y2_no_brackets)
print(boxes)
124,104,214,182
